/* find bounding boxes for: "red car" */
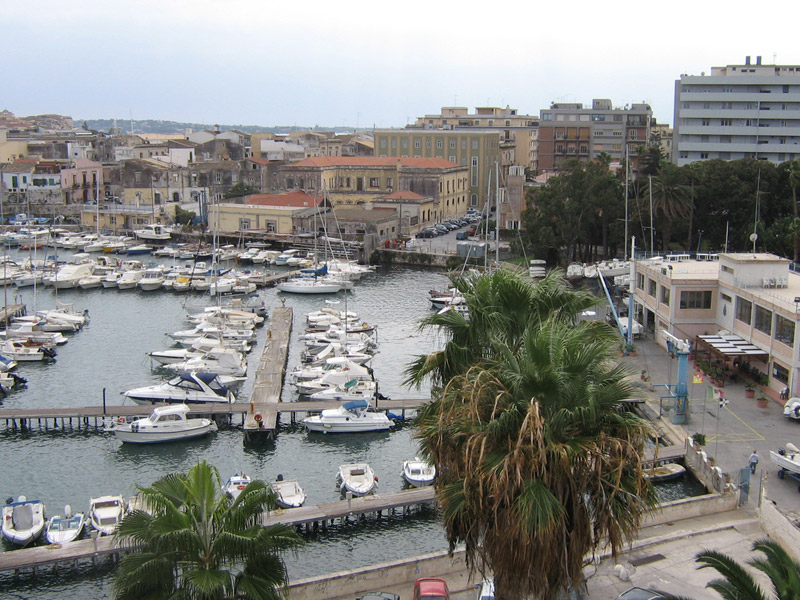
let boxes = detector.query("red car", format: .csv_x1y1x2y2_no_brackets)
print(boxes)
414,577,450,600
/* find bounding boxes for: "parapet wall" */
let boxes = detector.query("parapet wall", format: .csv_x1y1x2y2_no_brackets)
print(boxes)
760,487,800,562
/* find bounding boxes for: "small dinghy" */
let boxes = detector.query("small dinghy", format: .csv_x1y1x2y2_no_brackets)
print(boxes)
2,495,46,547
45,505,86,544
402,457,436,488
270,474,306,509
88,495,126,536
336,463,377,497
223,474,252,501
643,462,686,482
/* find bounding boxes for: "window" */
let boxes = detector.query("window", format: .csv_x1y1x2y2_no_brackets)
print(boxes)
380,139,387,148
369,177,380,187
387,177,393,189
702,119,710,126
754,305,772,334
648,279,657,297
637,273,645,290
660,286,670,306
774,362,790,384
721,119,732,126
414,140,421,149
402,139,408,149
720,292,732,302
591,114,606,122
426,139,431,148
628,130,638,140
436,140,443,149
472,140,478,149
215,172,222,184
449,155,456,163
700,152,709,159
775,315,795,347
680,290,712,309
239,218,251,230
450,140,456,149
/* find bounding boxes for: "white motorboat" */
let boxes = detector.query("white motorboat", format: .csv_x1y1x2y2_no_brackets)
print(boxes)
168,323,257,343
137,267,166,291
147,347,203,366
277,277,343,294
52,261,95,290
274,248,302,266
78,274,104,289
163,347,247,377
88,495,126,536
770,442,800,477
45,505,86,544
0,371,27,395
176,334,252,354
134,224,172,241
402,457,436,488
113,404,217,444
336,463,377,496
116,267,145,290
303,399,392,433
35,303,90,329
270,475,306,508
292,356,372,382
308,379,379,402
0,339,57,362
122,372,236,405
0,354,19,372
2,496,46,547
301,341,373,365
566,263,584,281
223,474,252,501
783,397,800,420
295,363,373,395
2,320,71,343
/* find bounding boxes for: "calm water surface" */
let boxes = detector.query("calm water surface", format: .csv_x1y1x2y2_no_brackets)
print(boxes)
0,254,452,598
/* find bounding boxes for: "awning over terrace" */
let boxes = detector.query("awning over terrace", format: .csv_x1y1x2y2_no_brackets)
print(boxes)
695,334,769,359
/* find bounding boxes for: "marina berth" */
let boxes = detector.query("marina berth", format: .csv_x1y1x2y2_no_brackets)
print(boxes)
162,346,248,377
112,403,217,444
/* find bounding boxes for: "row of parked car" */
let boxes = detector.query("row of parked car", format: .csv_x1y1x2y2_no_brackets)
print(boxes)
416,212,483,239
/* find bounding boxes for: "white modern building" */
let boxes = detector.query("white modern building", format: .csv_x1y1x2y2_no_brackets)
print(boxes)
673,56,800,166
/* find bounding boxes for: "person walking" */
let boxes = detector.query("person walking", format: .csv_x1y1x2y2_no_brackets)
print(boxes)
749,450,760,474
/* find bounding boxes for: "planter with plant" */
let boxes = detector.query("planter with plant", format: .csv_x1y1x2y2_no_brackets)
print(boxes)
757,393,769,408
692,432,706,449
745,385,755,399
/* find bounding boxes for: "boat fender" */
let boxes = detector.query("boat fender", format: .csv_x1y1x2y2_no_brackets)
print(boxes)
254,413,263,423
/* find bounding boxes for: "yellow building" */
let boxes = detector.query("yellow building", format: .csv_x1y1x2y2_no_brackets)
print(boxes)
209,192,323,235
279,157,468,222
372,129,499,210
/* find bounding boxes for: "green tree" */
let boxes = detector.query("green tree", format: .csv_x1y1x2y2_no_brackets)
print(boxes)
662,538,800,600
224,182,259,200
647,163,692,251
406,269,655,600
113,460,301,600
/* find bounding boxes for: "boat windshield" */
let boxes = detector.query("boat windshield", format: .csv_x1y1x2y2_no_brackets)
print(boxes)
99,516,119,525
93,500,121,509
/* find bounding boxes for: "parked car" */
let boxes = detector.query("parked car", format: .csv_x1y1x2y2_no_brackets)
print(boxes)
455,231,468,240
414,577,450,600
615,587,665,600
433,224,449,235
358,593,400,600
417,229,437,239
466,226,477,236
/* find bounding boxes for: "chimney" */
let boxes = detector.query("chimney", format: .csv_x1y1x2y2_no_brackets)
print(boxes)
756,56,762,65
745,56,751,65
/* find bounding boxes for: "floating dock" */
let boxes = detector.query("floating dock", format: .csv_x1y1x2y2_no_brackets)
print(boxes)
0,487,436,575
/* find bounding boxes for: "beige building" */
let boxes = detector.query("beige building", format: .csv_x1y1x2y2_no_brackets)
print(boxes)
209,191,323,235
372,129,499,210
371,190,438,236
411,106,539,172
0,130,28,163
279,157,468,223
633,252,800,397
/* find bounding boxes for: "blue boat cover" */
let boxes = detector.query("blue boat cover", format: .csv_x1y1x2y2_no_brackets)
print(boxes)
343,399,369,410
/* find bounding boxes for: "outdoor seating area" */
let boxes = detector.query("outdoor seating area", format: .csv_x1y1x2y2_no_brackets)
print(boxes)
693,334,770,387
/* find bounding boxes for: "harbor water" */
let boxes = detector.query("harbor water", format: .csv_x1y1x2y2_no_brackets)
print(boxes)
0,255,452,598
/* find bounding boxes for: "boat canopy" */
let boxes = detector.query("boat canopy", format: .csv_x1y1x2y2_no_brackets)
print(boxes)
343,399,370,411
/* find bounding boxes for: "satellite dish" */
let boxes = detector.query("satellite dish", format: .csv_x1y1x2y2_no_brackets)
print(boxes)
749,233,758,242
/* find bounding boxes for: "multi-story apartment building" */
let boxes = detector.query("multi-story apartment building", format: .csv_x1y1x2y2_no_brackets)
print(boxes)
411,106,539,172
0,159,64,214
672,57,800,166
650,122,673,163
538,99,652,177
372,129,499,209
60,158,103,204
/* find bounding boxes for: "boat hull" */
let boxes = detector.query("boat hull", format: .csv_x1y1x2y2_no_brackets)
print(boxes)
115,422,216,444
304,416,391,433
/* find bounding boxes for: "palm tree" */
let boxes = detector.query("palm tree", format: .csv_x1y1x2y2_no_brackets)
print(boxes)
661,538,800,600
408,269,655,600
113,460,301,600
647,163,692,251
404,268,600,392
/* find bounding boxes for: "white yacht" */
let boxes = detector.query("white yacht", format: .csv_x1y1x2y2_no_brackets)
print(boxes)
113,404,217,444
303,399,392,433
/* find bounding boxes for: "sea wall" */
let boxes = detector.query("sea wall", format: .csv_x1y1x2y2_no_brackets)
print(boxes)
642,492,738,527
286,548,475,600
759,487,800,562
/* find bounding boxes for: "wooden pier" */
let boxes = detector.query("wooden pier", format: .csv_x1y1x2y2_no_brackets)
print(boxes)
244,305,292,440
0,303,26,326
0,487,436,575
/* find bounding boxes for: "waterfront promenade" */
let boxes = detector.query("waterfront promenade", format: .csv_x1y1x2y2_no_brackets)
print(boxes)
287,334,800,599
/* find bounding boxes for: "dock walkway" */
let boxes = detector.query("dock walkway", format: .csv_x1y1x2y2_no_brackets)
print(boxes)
0,487,435,575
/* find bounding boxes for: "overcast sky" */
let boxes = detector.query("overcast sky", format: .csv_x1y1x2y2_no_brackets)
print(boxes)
3,0,797,130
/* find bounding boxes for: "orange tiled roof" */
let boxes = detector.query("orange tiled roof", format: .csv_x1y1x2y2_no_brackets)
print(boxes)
247,157,274,165
290,156,460,169
246,191,324,207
